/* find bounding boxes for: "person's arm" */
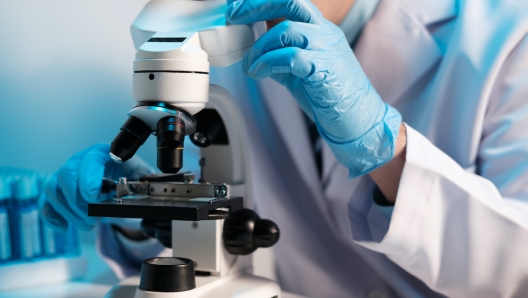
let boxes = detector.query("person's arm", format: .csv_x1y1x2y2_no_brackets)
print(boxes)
352,35,528,297
369,124,407,204
97,219,170,280
227,0,528,294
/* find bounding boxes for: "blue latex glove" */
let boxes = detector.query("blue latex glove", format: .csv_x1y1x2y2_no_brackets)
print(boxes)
226,0,402,177
39,144,155,232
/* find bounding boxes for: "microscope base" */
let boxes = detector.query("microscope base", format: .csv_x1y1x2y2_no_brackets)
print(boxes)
105,272,281,298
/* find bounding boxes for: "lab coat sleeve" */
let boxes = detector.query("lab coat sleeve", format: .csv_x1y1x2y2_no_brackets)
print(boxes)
351,40,528,296
97,220,171,280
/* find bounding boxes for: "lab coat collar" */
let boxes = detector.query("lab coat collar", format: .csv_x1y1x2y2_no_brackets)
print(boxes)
353,0,457,105
398,0,457,27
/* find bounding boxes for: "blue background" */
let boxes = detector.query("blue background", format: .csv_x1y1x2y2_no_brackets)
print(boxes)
0,0,199,286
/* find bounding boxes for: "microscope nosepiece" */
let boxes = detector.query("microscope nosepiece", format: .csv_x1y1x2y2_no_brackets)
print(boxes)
110,116,151,163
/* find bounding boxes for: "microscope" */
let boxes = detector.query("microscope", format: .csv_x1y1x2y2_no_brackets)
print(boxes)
87,1,283,297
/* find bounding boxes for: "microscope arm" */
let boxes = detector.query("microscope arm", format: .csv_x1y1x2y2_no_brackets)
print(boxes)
94,2,284,297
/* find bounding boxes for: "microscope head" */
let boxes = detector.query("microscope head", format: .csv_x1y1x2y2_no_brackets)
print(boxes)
109,0,254,173
110,32,208,173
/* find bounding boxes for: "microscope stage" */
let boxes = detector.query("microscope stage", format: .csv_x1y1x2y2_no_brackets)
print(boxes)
88,196,243,221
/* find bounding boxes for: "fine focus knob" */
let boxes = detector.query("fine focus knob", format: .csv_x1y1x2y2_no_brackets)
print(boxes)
139,257,195,292
253,219,280,248
223,209,280,255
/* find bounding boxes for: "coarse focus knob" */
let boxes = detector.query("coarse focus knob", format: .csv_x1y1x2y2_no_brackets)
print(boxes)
141,219,172,248
139,257,195,292
223,209,280,255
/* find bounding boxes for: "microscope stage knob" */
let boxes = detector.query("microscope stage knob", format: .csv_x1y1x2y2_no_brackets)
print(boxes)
253,219,280,248
184,173,196,183
222,209,280,255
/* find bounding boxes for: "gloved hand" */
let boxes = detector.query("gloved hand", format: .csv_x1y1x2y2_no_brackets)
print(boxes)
226,0,402,177
39,144,155,232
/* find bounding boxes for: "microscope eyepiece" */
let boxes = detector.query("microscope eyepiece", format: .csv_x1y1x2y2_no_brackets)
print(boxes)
110,116,151,163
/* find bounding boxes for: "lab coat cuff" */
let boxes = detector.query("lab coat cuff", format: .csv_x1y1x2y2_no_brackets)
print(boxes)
97,222,140,280
372,186,394,220
97,222,170,280
380,124,437,255
354,124,437,256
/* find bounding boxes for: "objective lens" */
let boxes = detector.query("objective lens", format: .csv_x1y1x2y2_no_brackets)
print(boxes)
157,117,185,149
190,109,227,148
109,152,123,163
156,117,186,173
110,116,151,163
192,132,208,146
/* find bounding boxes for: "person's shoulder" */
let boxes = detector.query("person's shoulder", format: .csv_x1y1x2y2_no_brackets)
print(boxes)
402,0,528,20
463,0,528,20
457,0,528,56
493,0,528,10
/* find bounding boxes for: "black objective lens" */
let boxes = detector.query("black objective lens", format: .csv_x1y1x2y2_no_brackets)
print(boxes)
110,116,151,163
190,109,228,148
157,117,185,173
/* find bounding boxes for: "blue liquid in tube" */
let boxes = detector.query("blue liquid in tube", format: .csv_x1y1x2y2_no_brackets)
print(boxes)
12,176,41,259
0,177,12,261
38,174,57,256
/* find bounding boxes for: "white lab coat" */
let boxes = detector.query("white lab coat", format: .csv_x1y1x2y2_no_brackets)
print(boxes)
100,0,528,297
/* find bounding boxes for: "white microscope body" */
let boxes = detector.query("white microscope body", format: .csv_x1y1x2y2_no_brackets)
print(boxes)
95,1,283,297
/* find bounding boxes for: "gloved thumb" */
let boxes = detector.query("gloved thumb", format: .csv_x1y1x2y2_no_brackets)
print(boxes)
79,144,114,203
38,189,69,233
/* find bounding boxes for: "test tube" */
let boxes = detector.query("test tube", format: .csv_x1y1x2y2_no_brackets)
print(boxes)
12,175,42,259
38,173,57,256
0,177,12,262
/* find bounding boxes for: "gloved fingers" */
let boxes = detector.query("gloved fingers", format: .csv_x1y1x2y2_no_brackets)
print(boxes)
270,73,315,118
78,143,114,203
57,148,95,218
154,220,173,248
45,172,94,231
70,190,98,227
226,0,324,25
78,143,156,203
244,21,339,73
141,219,156,238
115,155,157,181
246,47,318,80
102,217,142,230
57,149,97,225
38,193,69,233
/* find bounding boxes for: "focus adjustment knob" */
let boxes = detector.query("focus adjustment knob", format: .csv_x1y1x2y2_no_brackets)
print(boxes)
139,257,195,292
223,209,280,255
253,219,280,248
